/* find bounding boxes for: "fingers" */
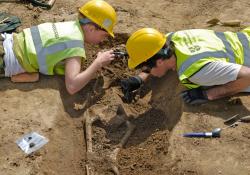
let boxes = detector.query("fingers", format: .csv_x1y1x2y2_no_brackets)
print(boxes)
190,99,208,105
179,91,187,98
98,49,114,54
95,50,116,67
183,96,192,104
102,50,115,59
180,90,208,105
180,90,192,104
120,79,128,90
110,54,115,61
107,50,115,60
123,91,133,103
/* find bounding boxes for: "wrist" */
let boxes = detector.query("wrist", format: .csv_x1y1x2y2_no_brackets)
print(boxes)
205,90,214,100
92,59,102,71
138,72,149,82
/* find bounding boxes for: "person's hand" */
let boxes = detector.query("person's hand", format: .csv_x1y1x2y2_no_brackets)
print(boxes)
180,88,209,105
94,50,115,68
120,76,143,103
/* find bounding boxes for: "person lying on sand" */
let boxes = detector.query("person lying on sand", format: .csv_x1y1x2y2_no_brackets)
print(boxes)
0,0,117,94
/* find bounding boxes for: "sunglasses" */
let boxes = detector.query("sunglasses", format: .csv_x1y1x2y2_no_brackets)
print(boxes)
92,23,107,32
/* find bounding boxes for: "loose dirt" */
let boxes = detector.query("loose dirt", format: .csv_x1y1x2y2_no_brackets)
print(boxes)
1,0,250,175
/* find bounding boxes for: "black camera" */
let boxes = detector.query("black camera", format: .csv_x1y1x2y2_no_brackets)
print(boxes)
113,51,128,58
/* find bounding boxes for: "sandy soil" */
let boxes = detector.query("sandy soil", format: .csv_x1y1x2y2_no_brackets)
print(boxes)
1,0,250,175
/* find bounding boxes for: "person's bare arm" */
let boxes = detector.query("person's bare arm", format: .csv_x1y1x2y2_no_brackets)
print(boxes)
65,50,115,95
206,66,250,100
11,73,39,83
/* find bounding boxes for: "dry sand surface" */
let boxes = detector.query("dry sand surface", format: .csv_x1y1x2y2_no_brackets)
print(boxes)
1,0,250,175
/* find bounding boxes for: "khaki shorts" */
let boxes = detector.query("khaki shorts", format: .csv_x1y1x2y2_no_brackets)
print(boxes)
0,35,5,76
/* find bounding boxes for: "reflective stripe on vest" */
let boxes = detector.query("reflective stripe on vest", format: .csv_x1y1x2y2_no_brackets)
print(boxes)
215,32,235,63
30,25,84,74
177,32,239,76
178,51,226,76
237,32,250,66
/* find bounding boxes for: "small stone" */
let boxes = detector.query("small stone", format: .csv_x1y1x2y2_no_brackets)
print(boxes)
221,20,241,27
27,4,34,10
206,18,220,25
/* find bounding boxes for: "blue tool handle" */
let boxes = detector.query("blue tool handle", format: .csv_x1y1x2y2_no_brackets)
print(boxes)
183,132,212,138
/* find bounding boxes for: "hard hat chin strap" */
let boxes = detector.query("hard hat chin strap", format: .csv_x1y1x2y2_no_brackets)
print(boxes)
156,42,174,60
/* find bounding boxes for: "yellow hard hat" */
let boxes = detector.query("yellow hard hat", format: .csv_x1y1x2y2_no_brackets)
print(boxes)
126,28,166,69
79,0,117,37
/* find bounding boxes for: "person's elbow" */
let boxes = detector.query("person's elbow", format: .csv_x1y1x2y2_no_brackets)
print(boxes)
65,73,89,95
65,80,79,95
66,85,78,95
238,66,250,79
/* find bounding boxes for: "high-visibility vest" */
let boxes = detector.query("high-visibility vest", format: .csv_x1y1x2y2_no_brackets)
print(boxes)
166,27,250,89
13,20,85,75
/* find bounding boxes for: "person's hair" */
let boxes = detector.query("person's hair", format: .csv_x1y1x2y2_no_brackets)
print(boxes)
136,41,175,69
78,12,85,20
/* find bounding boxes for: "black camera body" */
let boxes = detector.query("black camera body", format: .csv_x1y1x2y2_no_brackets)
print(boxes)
113,51,128,58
